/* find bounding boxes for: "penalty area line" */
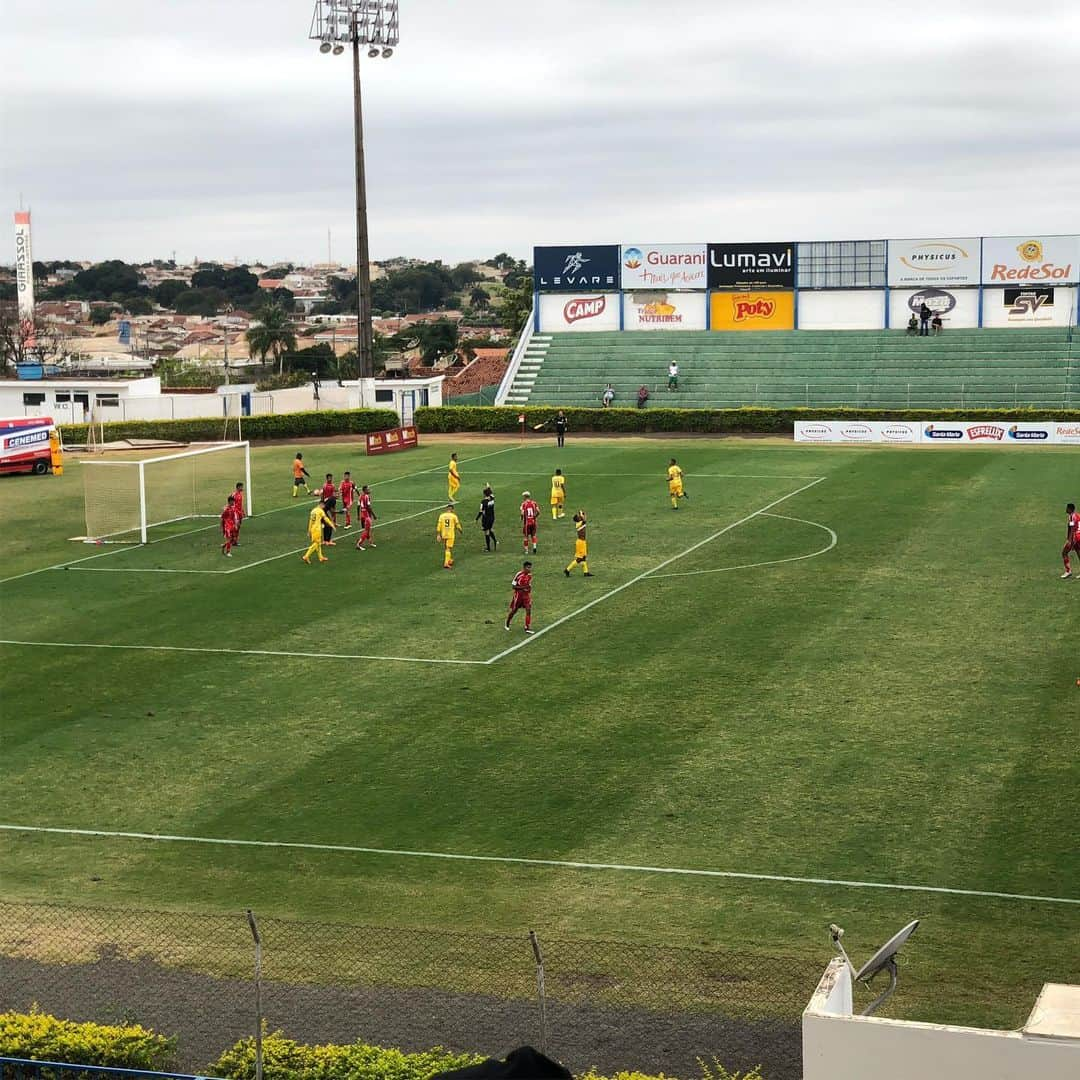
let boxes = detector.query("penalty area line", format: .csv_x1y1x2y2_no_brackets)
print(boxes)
0,824,1075,907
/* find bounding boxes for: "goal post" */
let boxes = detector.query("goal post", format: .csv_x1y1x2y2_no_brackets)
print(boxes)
79,441,253,543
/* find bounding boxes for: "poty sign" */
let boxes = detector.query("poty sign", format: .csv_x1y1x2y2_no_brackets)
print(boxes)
622,291,707,331
981,235,1079,284
887,237,980,285
534,245,620,292
796,420,1073,445
620,244,707,289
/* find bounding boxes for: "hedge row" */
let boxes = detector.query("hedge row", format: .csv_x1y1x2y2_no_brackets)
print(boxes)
0,1010,176,1071
414,405,1080,435
57,409,401,445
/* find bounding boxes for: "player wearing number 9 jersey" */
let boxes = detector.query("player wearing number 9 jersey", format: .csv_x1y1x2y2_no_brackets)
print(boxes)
667,459,687,509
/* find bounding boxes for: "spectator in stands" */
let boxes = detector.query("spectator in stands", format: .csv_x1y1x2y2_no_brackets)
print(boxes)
906,313,919,336
919,302,932,337
931,312,943,336
637,385,650,409
602,384,615,408
668,361,679,390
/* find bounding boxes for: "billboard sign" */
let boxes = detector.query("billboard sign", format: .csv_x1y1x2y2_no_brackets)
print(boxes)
711,291,794,331
118,320,132,345
14,211,34,324
622,291,707,331
1003,286,1055,323
794,421,920,444
887,238,979,285
708,242,795,290
620,244,707,289
538,292,620,332
534,245,620,292
982,235,1079,284
795,420,1071,444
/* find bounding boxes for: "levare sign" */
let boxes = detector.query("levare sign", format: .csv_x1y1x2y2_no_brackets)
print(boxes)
534,245,620,292
707,243,795,290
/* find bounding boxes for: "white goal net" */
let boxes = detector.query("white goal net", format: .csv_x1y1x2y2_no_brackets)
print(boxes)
80,442,253,543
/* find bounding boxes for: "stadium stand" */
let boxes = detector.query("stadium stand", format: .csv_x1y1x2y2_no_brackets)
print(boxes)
504,328,1079,410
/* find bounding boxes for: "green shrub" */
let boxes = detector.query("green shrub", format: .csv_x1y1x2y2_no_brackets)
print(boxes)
0,1009,176,1070
208,1032,484,1080
58,409,401,446
415,405,1080,436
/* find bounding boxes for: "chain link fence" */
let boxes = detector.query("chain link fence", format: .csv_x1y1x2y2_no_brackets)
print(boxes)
0,902,817,1079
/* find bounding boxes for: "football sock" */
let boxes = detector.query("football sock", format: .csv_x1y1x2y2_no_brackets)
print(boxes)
581,560,589,574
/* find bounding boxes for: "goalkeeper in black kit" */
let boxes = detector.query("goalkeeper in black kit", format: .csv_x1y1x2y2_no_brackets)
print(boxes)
476,485,497,551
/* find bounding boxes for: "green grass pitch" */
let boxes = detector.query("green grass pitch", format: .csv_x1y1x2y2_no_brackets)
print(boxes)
1,435,1077,1028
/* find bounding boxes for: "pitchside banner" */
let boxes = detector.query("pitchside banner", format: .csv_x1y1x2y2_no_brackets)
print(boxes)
981,236,1079,284
366,425,418,455
538,292,620,332
707,243,795,290
887,237,980,285
622,291,707,331
795,421,1077,445
620,244,707,289
534,245,620,292
711,291,794,331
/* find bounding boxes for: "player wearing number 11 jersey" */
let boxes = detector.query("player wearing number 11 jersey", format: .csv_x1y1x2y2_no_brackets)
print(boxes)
520,492,540,553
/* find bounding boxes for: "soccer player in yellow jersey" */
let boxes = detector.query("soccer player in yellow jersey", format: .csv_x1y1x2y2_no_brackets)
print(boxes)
436,503,462,569
667,458,688,509
447,453,461,501
302,499,335,563
564,510,593,577
550,468,566,519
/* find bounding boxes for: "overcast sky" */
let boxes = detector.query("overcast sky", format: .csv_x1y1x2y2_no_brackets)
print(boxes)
2,0,1078,266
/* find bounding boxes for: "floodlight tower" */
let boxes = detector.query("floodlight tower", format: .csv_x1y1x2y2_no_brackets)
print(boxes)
309,1,399,393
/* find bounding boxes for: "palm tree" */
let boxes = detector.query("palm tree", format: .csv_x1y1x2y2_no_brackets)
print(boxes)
247,303,297,375
469,286,490,310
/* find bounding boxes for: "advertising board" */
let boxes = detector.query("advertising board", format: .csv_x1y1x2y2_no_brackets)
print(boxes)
981,235,1079,284
797,290,885,329
365,425,419,455
888,287,979,329
622,291,707,331
620,244,707,289
710,291,794,331
538,292,620,332
887,237,980,286
707,243,795,290
534,245,621,292
982,285,1076,328
795,420,1074,445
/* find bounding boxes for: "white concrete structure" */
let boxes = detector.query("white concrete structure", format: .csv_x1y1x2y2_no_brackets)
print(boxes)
804,958,1080,1080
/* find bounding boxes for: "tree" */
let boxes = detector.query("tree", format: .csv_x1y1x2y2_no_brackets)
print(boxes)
0,308,69,371
498,278,533,336
89,307,113,326
412,318,458,365
175,287,228,316
70,260,145,301
469,286,490,310
153,279,190,308
247,304,298,375
450,262,483,289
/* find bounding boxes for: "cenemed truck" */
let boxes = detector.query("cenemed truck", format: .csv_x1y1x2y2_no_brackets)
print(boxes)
0,416,64,475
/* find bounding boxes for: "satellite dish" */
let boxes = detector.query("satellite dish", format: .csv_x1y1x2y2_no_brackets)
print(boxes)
828,919,919,1017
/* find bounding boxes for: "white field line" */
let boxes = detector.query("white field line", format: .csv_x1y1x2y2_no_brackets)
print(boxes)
0,641,484,665
648,513,838,580
0,445,522,586
479,471,826,480
0,824,1074,907
485,477,826,664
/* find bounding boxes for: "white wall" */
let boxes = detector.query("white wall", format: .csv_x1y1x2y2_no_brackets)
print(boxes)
798,290,886,329
804,960,1080,1080
889,288,980,328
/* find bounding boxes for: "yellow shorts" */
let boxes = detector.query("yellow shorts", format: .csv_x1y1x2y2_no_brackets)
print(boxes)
442,537,456,548
308,531,322,543
669,482,683,497
551,494,564,506
575,539,587,559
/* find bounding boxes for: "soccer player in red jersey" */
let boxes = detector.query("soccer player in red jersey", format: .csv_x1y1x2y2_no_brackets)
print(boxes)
230,482,245,544
355,485,378,550
220,495,240,556
340,471,356,528
520,491,540,554
505,561,534,633
321,474,337,528
1062,501,1079,579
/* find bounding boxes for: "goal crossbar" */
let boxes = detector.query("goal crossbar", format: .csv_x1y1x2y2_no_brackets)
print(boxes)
80,441,253,544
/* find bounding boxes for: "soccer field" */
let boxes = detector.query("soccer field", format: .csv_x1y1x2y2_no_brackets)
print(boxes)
1,435,1077,1030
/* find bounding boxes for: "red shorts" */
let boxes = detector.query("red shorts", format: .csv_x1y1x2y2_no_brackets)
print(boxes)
508,592,531,613
523,522,537,537
224,527,239,541
1064,538,1080,553
361,514,373,527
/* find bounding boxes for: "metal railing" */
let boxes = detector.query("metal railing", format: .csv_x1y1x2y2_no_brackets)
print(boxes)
0,902,813,1080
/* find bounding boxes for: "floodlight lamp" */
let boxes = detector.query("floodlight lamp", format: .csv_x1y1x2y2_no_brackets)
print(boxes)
367,46,380,58
332,43,345,55
381,47,393,58
319,41,333,53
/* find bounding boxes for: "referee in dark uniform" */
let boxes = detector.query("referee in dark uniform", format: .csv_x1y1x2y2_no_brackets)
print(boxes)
476,485,497,551
554,410,568,448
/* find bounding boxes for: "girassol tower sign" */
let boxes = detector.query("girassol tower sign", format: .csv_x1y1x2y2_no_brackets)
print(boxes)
14,211,35,325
